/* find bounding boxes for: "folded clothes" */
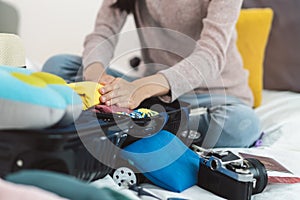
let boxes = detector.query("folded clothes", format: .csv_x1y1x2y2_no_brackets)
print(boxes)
5,170,132,200
68,81,104,110
118,108,159,119
0,178,68,200
121,130,200,192
94,105,159,119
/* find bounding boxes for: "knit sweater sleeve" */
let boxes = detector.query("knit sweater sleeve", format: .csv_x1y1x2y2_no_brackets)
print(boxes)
82,0,128,69
158,0,243,102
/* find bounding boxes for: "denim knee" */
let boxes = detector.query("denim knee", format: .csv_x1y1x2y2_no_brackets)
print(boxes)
42,54,82,82
214,104,261,148
194,104,261,148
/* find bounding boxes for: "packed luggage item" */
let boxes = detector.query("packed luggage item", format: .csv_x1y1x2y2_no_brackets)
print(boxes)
0,177,68,200
6,170,134,200
110,97,193,190
0,67,82,129
114,97,191,147
118,130,200,193
0,110,130,182
68,81,104,110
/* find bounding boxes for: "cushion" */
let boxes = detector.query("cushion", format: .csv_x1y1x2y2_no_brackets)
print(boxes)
120,130,200,192
236,8,274,107
242,0,300,92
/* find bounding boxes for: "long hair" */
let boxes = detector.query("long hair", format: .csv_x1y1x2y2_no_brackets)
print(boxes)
111,0,135,13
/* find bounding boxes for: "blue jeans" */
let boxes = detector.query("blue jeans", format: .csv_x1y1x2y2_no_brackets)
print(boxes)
42,54,261,148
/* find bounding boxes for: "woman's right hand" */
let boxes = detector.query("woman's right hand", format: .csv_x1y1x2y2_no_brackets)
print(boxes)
99,74,115,85
83,62,115,84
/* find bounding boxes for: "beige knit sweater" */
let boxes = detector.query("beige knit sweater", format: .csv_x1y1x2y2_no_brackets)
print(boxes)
82,0,253,106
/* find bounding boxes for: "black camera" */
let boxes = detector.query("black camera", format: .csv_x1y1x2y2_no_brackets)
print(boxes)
192,145,268,200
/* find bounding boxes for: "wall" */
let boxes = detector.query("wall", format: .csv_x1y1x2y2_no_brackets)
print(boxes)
0,0,19,34
1,0,138,70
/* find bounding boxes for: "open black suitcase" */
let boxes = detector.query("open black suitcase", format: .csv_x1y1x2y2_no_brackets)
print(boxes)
0,98,190,182
0,110,130,181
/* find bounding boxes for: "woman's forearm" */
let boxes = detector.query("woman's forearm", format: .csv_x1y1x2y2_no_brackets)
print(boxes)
83,62,115,84
132,74,170,99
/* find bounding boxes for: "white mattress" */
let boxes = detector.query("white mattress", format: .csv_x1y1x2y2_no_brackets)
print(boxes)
255,90,300,151
92,90,300,200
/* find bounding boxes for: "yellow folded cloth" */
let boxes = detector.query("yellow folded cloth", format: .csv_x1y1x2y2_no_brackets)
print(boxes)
68,81,104,110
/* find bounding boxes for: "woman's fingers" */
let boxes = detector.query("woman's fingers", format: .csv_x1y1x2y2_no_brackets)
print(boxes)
98,77,143,109
100,78,121,94
99,74,115,85
100,80,130,103
100,88,126,103
110,93,144,109
106,96,130,107
99,78,122,103
106,96,138,109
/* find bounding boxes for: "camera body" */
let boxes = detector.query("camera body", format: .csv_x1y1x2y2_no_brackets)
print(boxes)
192,145,268,200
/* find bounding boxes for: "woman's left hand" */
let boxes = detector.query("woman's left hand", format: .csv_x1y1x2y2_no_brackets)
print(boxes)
99,77,146,109
99,74,170,109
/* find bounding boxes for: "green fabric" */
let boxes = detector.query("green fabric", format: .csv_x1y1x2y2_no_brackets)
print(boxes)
5,170,132,200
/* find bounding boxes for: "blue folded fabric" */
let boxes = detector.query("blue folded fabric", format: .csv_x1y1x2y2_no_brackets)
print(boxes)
121,130,200,192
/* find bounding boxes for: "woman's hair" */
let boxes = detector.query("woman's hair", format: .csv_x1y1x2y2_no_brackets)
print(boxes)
111,0,135,13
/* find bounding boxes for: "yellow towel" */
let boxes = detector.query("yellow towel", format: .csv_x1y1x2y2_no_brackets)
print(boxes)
68,81,104,110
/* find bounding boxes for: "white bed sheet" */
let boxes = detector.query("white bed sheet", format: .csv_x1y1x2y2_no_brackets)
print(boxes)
255,90,300,151
93,90,300,200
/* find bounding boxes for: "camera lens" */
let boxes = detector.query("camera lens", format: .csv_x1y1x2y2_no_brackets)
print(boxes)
210,159,219,171
244,158,268,194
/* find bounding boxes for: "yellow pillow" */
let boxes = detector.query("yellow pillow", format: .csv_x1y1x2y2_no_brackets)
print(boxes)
236,8,273,108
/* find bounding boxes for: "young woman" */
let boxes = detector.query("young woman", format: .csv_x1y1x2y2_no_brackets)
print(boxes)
43,0,261,148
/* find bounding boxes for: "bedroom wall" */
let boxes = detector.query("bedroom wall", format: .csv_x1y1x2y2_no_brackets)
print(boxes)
1,0,138,70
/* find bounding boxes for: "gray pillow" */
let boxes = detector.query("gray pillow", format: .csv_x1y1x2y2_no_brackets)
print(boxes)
243,0,300,92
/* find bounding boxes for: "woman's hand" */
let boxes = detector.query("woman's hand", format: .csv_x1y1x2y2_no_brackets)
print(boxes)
83,62,115,84
99,78,145,109
100,74,170,109
99,74,115,85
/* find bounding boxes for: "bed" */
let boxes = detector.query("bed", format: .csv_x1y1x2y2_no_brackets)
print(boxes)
2,0,299,199
90,89,300,200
